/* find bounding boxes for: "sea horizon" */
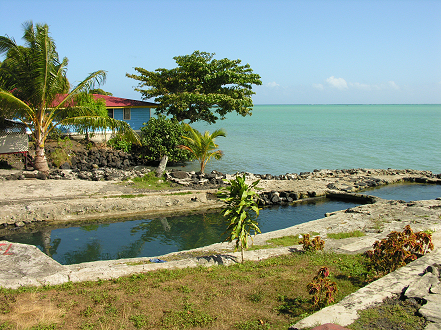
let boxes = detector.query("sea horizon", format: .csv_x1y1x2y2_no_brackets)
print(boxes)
179,104,441,175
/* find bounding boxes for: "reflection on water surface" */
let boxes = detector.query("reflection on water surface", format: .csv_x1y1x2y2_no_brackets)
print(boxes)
3,199,357,265
2,183,440,265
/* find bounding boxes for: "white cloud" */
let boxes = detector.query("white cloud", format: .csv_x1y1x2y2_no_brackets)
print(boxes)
350,82,371,91
266,81,280,88
312,83,324,90
326,76,348,90
388,81,400,90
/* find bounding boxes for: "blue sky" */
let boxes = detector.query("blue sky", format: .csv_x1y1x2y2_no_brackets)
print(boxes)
1,0,440,104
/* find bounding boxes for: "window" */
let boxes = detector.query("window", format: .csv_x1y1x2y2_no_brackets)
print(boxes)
107,109,114,118
123,108,131,120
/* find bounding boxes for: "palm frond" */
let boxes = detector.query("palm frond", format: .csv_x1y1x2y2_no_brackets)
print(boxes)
60,116,140,145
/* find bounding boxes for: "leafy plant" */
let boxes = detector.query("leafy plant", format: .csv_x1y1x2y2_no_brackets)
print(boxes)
128,171,171,190
298,234,325,252
218,174,261,263
365,224,434,275
139,114,191,164
177,123,226,173
307,266,338,307
127,51,262,124
0,22,138,172
108,133,132,152
49,137,75,167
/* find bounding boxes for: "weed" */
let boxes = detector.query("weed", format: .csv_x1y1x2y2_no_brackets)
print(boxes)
235,319,271,330
371,217,385,233
49,137,75,168
129,314,148,329
29,323,58,330
80,322,94,330
177,285,194,293
162,305,215,328
127,172,172,190
83,306,94,317
327,230,365,239
108,133,132,153
248,290,265,303
0,323,11,330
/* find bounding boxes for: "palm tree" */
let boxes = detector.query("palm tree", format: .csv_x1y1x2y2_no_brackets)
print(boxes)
0,21,138,172
177,123,226,173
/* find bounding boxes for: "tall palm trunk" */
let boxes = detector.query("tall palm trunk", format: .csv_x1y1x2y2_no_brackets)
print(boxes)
34,141,49,172
33,109,50,172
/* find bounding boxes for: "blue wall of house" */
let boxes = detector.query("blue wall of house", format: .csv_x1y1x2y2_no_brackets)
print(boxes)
113,107,151,131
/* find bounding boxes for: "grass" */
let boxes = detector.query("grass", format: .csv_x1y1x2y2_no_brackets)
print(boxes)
123,172,172,190
104,194,145,199
347,295,426,330
0,252,374,330
327,230,365,240
262,232,321,248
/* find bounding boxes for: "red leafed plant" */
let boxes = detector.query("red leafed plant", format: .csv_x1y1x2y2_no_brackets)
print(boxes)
307,266,338,307
365,225,434,275
299,234,325,252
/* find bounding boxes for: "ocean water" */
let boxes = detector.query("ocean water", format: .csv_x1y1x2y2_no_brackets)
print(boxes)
178,104,441,175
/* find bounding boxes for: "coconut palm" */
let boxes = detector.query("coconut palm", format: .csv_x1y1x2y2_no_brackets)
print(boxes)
0,21,138,172
177,123,226,173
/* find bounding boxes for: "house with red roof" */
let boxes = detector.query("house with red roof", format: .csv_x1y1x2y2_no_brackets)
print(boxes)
54,94,157,132
92,94,157,131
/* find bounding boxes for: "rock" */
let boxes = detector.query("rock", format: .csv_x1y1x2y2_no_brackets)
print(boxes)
36,171,47,180
419,295,441,323
60,162,71,169
171,171,190,179
404,271,439,299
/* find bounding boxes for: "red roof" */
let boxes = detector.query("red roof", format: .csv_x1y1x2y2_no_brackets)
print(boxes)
51,94,157,108
92,94,157,108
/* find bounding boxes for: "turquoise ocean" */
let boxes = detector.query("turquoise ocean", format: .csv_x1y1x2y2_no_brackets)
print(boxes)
178,104,441,175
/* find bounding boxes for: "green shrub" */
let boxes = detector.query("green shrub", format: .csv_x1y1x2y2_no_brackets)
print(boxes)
108,133,132,152
49,137,75,167
298,234,325,252
139,115,192,163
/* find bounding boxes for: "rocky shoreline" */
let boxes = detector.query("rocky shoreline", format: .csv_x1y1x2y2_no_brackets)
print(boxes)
0,167,440,227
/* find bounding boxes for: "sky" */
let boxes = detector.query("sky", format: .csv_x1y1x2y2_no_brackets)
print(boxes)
1,0,440,104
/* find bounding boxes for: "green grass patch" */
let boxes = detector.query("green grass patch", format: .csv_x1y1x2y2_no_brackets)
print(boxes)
104,194,146,199
266,235,300,247
348,296,426,330
327,230,365,239
170,191,194,196
125,171,172,190
0,252,375,330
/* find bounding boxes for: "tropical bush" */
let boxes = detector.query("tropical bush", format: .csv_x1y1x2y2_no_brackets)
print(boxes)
307,266,338,307
139,115,191,163
365,225,434,275
108,133,132,153
177,123,226,173
218,174,261,263
298,234,325,252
